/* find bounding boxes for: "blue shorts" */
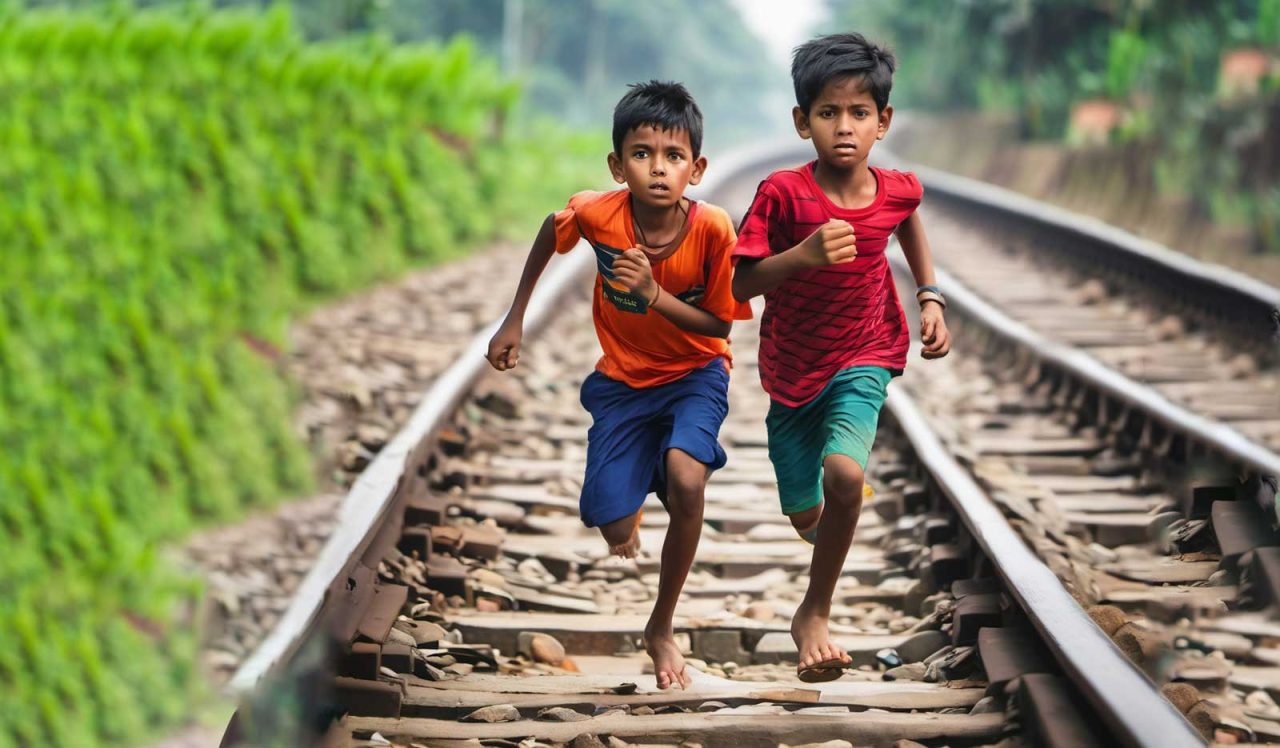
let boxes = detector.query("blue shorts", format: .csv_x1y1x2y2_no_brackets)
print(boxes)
766,365,892,515
578,360,729,527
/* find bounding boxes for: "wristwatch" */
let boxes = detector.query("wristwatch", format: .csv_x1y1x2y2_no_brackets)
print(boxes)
916,284,946,309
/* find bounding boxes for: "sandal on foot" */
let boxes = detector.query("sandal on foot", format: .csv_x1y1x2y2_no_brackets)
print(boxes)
797,658,848,683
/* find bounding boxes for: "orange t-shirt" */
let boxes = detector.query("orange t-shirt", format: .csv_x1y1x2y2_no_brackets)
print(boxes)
554,189,752,388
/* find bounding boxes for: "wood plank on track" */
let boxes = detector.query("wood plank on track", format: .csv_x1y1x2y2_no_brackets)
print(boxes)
344,710,1005,746
401,669,984,711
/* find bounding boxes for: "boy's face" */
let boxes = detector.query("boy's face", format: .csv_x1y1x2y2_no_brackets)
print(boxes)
608,125,707,209
793,76,892,170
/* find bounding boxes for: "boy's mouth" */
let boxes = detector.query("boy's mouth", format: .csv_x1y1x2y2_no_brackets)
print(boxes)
834,142,858,152
648,182,671,192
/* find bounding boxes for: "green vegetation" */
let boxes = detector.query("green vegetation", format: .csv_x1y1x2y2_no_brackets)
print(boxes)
76,0,787,144
0,5,595,745
837,0,1280,253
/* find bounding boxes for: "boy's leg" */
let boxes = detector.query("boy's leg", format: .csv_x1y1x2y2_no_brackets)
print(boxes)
768,398,844,674
641,360,728,689
643,447,707,690
791,453,864,677
578,372,663,555
769,367,889,680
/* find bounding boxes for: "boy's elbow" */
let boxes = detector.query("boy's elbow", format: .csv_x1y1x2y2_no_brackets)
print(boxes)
732,260,762,302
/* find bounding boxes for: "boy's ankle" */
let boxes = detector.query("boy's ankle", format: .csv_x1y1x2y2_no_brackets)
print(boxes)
644,621,675,639
796,596,832,617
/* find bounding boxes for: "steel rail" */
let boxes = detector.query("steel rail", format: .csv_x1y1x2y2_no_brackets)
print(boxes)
888,254,1280,480
228,227,591,694
883,388,1205,747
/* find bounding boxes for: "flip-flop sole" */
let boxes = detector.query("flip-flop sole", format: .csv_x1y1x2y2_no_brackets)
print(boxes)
797,658,848,683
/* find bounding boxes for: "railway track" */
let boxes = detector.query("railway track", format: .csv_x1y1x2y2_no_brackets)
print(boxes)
222,142,1280,747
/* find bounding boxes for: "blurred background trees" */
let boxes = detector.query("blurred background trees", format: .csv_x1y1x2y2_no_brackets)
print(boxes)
833,0,1280,253
37,0,787,146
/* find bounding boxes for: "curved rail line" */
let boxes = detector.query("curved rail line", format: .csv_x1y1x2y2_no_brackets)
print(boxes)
224,140,1280,746
883,392,1200,746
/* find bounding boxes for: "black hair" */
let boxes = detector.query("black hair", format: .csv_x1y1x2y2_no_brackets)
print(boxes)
612,80,703,158
791,32,896,114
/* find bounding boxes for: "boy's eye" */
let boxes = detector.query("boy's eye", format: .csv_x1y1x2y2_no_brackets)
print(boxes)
668,152,684,161
819,110,835,118
633,150,648,159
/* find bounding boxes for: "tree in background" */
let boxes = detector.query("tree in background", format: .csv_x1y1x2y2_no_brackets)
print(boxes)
829,0,1280,252
830,0,1276,132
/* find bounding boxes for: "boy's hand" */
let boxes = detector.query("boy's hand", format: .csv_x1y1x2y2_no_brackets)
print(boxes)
798,219,857,267
919,303,951,359
486,317,523,371
613,248,658,302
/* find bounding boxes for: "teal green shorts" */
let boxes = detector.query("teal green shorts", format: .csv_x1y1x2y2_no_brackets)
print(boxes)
766,366,893,515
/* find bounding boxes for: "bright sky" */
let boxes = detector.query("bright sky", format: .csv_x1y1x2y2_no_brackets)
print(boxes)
731,0,829,67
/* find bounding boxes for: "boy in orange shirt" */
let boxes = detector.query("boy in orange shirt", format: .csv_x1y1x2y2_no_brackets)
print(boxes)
486,81,750,689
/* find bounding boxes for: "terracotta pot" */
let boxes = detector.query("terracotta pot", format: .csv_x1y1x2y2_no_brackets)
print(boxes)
1068,98,1121,145
1219,48,1272,96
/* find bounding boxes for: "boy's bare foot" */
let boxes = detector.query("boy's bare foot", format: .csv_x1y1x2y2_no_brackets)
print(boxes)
601,510,642,558
609,535,639,558
790,599,850,681
609,517,641,558
643,624,690,690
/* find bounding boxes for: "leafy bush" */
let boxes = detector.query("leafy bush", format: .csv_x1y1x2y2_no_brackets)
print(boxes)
0,5,595,745
836,0,1280,251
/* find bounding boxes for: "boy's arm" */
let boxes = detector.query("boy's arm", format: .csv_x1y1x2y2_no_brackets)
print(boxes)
894,212,951,359
731,220,857,301
486,213,557,370
613,249,731,338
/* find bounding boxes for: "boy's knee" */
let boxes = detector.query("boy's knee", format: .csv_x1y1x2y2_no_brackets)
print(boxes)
667,490,704,522
822,456,864,511
666,475,705,521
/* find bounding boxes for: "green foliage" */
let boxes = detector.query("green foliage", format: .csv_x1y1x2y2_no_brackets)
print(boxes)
833,0,1280,251
1105,28,1148,100
0,5,595,746
1260,0,1280,45
130,0,785,144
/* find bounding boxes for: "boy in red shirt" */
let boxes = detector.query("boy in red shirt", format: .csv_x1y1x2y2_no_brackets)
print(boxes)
732,33,952,682
487,81,750,689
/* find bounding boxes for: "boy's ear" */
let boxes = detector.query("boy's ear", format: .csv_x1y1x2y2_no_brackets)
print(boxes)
792,106,812,140
877,105,894,140
688,154,708,186
607,151,626,184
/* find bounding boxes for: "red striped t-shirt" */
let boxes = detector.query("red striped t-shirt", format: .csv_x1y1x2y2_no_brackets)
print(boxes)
732,162,923,407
